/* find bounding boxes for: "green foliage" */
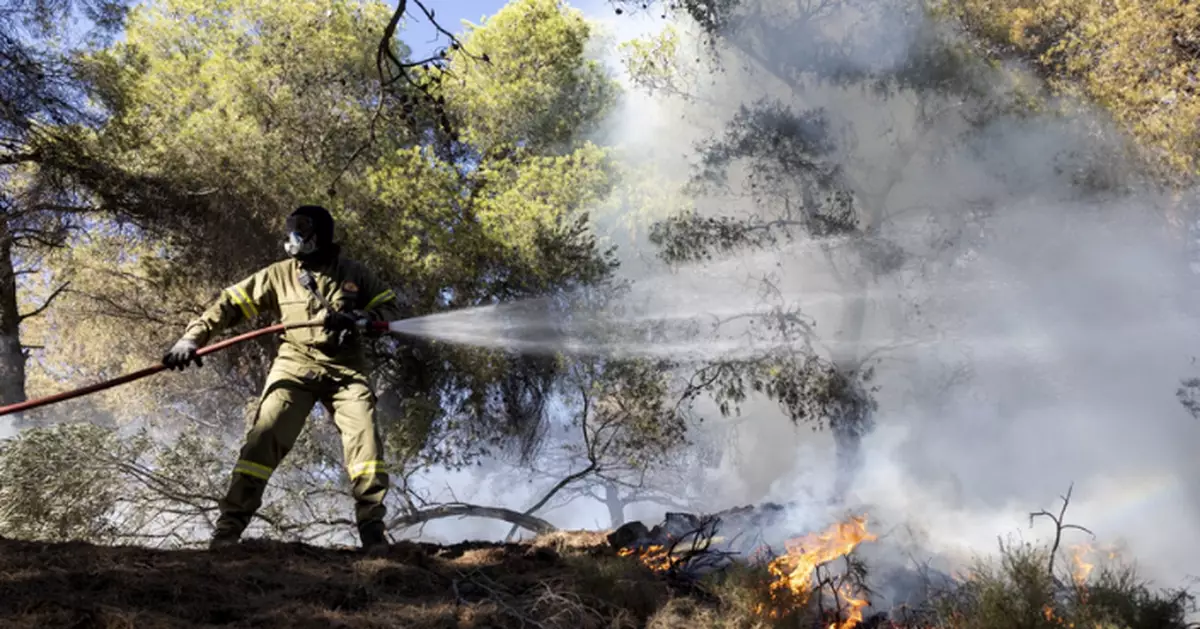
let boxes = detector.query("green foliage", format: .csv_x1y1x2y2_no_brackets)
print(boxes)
82,0,401,238
0,0,128,139
0,0,137,407
0,423,146,542
641,97,875,433
928,539,1197,629
612,0,1057,441
0,420,363,547
938,0,1200,182
575,356,689,471
2,0,128,38
610,0,741,44
443,0,617,153
618,26,690,98
941,542,1061,629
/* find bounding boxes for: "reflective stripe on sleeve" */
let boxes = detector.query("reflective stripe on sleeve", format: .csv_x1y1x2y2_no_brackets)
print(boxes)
226,286,260,319
364,289,396,311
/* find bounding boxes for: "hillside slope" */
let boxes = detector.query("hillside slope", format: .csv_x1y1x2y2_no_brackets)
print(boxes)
3,524,1193,629
0,531,689,629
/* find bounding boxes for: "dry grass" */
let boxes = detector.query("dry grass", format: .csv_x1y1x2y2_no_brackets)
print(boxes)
0,532,684,629
1,530,1194,629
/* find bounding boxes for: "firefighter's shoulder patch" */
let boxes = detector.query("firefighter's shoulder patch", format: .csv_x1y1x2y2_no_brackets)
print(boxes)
342,280,359,293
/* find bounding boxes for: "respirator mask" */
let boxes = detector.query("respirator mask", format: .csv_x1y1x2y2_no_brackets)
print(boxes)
283,213,318,257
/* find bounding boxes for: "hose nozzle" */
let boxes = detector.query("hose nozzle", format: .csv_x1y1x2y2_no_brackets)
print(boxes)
359,319,391,333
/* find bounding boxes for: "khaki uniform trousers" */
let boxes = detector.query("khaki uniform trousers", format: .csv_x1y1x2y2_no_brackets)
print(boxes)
215,354,389,537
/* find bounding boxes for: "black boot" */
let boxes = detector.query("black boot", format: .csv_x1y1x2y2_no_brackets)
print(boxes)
209,527,242,551
359,520,389,556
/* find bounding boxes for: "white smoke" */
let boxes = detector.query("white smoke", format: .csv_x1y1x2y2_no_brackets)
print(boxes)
561,0,1200,592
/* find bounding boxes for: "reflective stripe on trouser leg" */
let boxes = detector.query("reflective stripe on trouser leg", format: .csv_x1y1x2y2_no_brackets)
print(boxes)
328,379,389,528
216,369,317,536
233,459,273,480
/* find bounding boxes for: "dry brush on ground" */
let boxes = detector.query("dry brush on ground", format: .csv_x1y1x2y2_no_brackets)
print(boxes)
1,492,1195,629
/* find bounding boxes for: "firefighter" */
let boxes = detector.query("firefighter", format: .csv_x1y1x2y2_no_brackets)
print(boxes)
162,204,403,554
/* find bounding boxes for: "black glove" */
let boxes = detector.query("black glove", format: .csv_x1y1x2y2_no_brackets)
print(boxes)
163,338,202,370
323,310,361,333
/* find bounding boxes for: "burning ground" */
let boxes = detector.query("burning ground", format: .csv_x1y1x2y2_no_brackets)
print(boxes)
0,505,1194,629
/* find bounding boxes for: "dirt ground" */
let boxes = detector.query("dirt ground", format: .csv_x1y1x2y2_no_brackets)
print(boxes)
0,531,689,629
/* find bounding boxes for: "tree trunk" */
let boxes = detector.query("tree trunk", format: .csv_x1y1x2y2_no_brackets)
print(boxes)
603,480,626,528
831,285,871,503
0,218,28,420
829,188,891,502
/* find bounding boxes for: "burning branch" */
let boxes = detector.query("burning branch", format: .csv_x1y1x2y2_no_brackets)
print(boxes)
813,561,872,629
617,514,738,586
1029,482,1095,578
758,514,878,626
662,516,739,577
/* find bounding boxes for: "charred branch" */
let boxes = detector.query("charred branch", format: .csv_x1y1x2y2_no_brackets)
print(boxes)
1029,482,1095,578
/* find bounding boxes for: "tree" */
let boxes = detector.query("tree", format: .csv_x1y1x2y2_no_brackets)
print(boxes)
0,0,130,412
493,352,698,538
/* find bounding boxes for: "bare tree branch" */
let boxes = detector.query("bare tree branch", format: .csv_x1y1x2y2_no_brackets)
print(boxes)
377,0,410,87
387,502,557,535
18,280,69,321
503,383,599,541
1029,482,1096,577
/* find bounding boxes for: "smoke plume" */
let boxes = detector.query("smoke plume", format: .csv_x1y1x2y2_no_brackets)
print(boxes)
566,0,1200,590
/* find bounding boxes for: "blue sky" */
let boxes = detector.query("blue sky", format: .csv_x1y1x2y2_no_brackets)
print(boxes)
400,0,634,59
400,0,508,58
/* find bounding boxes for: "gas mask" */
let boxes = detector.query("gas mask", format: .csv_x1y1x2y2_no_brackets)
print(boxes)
283,213,318,258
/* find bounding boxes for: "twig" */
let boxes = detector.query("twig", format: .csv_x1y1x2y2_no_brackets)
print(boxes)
1029,482,1096,577
503,383,598,542
18,280,70,321
450,578,464,606
457,568,549,629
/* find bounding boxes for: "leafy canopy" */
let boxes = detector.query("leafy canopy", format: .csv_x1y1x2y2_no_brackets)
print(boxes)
940,0,1200,182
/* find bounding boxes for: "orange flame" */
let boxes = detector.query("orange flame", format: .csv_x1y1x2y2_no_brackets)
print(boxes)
1069,543,1095,586
618,544,673,573
1043,603,1078,628
829,582,870,629
757,515,878,627
767,515,878,597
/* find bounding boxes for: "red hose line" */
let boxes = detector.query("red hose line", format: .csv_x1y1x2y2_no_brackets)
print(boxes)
0,321,326,418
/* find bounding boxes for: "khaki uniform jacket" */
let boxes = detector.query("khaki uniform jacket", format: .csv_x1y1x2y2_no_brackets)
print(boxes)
181,253,404,371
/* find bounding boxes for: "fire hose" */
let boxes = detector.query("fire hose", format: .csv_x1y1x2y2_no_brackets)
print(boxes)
0,319,400,418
